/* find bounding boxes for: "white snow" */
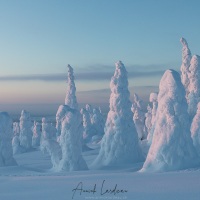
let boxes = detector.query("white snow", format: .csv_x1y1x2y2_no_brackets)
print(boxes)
32,121,41,147
92,61,143,168
141,69,200,172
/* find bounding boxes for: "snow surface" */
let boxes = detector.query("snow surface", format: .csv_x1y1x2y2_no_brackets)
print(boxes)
0,147,200,200
142,69,200,172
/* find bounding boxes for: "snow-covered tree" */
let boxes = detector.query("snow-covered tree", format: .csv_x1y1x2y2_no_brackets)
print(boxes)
32,121,41,147
86,104,93,122
131,93,147,140
141,69,199,172
80,108,94,142
58,106,88,171
13,122,20,136
145,104,152,135
0,112,17,166
92,61,143,168
191,102,200,156
41,118,54,142
188,55,200,117
64,64,78,109
19,110,32,150
56,105,70,138
180,37,192,97
147,92,158,144
91,107,105,137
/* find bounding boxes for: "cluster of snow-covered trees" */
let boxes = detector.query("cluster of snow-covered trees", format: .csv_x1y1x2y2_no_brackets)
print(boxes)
1,37,200,173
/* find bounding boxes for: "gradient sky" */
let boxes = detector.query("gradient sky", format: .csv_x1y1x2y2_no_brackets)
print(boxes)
0,0,200,116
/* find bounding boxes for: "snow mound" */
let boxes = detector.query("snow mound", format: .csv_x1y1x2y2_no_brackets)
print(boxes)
0,112,17,166
92,61,143,168
141,69,200,172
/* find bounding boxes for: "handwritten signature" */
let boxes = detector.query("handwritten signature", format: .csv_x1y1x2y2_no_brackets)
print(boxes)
72,180,128,199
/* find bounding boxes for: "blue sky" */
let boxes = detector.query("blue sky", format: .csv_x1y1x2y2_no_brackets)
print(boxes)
0,0,200,116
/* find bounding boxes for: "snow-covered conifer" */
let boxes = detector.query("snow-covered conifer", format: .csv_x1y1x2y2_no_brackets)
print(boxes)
32,121,41,147
191,102,200,156
64,64,78,109
0,112,17,166
13,122,20,136
141,70,199,172
92,61,143,168
58,106,88,171
19,110,32,150
180,37,192,97
188,55,200,117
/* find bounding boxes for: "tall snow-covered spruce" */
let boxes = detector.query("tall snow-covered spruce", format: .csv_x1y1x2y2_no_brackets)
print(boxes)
188,55,200,117
180,37,192,97
141,69,199,172
64,64,78,109
0,112,17,166
92,61,143,168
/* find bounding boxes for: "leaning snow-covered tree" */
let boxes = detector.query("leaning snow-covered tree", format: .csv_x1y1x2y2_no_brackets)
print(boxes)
180,37,192,97
188,55,200,118
141,69,199,172
92,61,143,168
191,102,200,156
64,64,78,109
0,112,17,166
19,110,33,150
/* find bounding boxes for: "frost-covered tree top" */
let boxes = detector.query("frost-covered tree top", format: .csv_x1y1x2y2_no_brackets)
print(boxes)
92,61,143,168
180,37,192,96
149,92,158,103
142,69,199,172
64,64,78,109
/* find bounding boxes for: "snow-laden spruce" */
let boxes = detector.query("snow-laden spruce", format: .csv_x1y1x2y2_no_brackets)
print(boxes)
64,64,78,109
180,37,192,97
145,104,152,136
32,121,41,147
19,110,33,150
91,107,105,137
86,104,93,122
147,92,158,144
188,55,200,117
58,106,88,171
191,102,200,156
92,61,143,168
0,112,17,166
131,93,147,140
13,122,20,136
141,69,199,172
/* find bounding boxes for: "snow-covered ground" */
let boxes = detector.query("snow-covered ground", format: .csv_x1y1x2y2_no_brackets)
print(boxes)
0,146,200,200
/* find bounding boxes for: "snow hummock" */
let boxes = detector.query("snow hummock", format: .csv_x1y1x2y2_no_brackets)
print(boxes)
191,102,200,156
188,55,200,117
0,112,17,166
141,69,200,172
64,64,78,109
92,61,143,168
58,106,88,171
180,37,192,97
19,110,33,151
